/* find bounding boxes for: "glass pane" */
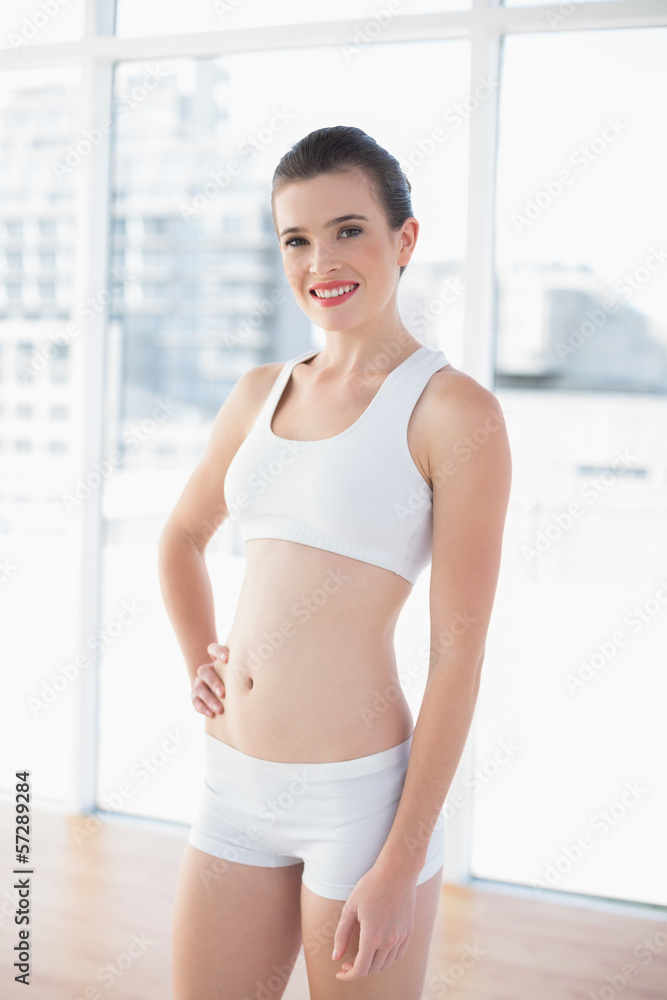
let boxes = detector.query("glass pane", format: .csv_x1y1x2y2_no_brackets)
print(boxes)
98,41,469,825
477,28,667,906
0,67,83,804
116,0,469,36
0,0,85,49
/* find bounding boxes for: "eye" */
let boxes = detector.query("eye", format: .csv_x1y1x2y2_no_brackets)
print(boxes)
282,227,363,248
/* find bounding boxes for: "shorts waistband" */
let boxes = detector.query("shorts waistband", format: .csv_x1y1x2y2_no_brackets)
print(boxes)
204,731,414,780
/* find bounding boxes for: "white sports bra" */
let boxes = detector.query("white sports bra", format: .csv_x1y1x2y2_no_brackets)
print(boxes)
223,344,450,584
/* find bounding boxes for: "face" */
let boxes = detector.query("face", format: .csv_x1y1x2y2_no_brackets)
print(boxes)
273,169,418,332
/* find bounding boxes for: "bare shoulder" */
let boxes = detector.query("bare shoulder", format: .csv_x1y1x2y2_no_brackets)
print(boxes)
412,363,510,483
238,358,284,402
420,363,506,430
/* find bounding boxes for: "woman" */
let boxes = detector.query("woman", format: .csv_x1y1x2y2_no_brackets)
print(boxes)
159,125,512,999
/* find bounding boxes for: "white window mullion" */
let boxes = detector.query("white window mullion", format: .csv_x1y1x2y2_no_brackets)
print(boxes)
442,0,503,888
69,0,115,813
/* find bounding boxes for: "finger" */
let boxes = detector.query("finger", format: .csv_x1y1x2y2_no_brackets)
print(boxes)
191,693,214,718
335,930,375,981
377,943,400,973
192,677,223,714
207,642,229,661
202,663,226,700
395,937,410,962
200,682,225,714
331,907,355,963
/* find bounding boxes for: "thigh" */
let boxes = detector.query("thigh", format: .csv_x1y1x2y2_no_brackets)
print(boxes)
172,842,304,1000
300,863,443,1000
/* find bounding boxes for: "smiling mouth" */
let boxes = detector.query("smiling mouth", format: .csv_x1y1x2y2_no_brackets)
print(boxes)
309,283,359,303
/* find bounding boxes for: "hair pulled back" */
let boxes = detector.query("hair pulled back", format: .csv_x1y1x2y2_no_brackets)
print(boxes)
271,125,414,279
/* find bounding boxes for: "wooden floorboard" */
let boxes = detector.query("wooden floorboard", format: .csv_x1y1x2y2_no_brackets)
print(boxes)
0,804,665,999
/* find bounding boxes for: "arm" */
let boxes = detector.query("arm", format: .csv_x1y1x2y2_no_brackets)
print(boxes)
375,376,513,878
157,364,277,707
332,374,512,982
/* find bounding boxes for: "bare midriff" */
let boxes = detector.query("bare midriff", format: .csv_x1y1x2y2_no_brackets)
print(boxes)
204,536,416,763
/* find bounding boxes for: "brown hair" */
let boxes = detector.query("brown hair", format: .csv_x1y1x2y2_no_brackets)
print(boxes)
271,125,414,279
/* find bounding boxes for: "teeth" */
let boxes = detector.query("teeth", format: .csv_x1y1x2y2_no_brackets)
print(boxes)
313,284,357,298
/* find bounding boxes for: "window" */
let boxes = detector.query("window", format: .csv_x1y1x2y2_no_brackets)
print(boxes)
477,26,667,907
4,0,664,917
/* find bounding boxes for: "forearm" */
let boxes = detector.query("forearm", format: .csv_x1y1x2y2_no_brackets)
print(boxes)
375,657,482,879
157,528,219,687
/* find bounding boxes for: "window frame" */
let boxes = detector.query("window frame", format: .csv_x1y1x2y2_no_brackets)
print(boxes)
2,0,664,911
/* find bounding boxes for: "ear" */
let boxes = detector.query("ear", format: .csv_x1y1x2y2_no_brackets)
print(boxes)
397,217,419,265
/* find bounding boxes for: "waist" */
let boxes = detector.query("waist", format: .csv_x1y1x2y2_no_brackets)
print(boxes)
205,538,415,760
203,730,414,777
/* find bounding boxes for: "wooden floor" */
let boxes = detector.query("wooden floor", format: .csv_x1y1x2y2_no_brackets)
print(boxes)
1,804,665,1000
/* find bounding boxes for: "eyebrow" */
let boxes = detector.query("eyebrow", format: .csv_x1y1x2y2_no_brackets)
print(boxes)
278,214,369,238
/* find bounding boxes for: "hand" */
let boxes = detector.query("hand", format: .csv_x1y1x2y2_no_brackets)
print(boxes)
331,862,417,981
190,643,229,718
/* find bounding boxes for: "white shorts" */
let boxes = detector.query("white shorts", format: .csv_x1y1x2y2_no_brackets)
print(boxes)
187,731,446,901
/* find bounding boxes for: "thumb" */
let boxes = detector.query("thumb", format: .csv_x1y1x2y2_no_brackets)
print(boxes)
332,907,356,962
207,642,228,658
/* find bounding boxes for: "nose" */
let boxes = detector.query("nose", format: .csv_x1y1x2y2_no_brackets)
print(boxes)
308,239,341,277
